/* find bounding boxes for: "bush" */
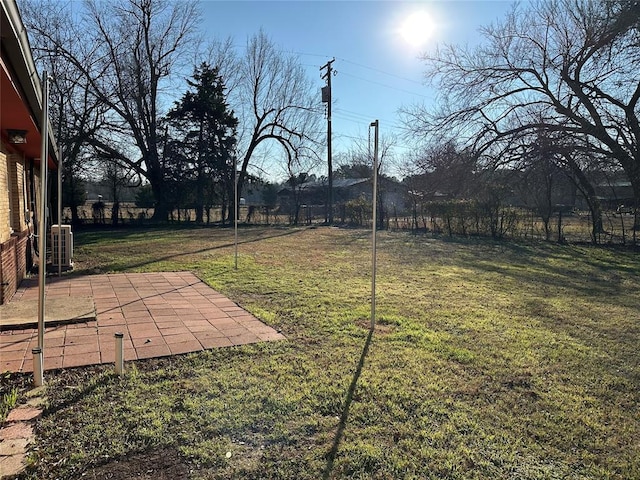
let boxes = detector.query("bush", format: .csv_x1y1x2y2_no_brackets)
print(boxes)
344,195,371,226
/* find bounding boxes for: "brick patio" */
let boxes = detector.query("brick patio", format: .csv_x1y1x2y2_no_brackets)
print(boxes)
0,272,285,373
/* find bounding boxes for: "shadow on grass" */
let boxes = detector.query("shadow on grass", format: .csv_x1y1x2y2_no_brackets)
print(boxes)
322,328,374,480
74,226,309,274
44,369,114,416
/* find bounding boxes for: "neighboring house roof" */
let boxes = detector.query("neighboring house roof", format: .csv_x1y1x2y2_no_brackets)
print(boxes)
332,178,369,188
278,178,369,194
597,181,632,188
1,0,58,167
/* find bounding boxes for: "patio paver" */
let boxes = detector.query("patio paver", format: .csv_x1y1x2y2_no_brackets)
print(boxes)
0,272,285,373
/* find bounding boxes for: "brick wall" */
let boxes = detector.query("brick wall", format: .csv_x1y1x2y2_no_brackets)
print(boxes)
0,145,32,305
8,154,26,233
15,233,27,288
0,231,29,305
0,149,10,244
0,236,15,304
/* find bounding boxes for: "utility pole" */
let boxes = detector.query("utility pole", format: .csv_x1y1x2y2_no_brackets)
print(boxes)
320,58,335,224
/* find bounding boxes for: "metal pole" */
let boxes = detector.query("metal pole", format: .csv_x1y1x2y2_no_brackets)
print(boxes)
114,332,124,375
370,120,379,331
32,347,43,387
234,157,238,270
57,99,63,276
37,72,50,353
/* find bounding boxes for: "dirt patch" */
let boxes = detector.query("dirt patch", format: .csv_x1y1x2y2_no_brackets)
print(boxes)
355,318,395,334
83,447,190,479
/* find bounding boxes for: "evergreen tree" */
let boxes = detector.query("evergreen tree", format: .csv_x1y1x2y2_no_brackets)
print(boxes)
166,63,239,223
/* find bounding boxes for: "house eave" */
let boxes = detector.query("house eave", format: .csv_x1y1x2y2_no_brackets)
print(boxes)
1,0,58,166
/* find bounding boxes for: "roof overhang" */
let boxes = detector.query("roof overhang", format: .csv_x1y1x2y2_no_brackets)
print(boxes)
1,0,58,169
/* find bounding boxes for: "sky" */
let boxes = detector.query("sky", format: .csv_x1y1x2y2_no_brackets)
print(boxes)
199,0,518,178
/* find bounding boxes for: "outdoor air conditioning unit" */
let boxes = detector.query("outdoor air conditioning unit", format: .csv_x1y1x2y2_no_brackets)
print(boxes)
51,224,73,268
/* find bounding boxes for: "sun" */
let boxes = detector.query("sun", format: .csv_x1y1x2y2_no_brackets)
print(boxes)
400,10,434,48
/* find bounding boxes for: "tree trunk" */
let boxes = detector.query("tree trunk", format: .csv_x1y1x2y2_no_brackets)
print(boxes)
195,174,204,224
542,212,551,241
70,205,80,226
112,201,120,226
560,153,603,244
151,192,169,221
557,210,563,244
628,164,640,232
195,124,205,224
148,164,169,221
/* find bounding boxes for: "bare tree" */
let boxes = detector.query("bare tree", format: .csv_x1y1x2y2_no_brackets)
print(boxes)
516,144,564,241
212,31,323,209
276,145,323,225
490,122,606,242
23,0,200,220
336,133,397,229
398,153,433,231
98,159,137,226
404,0,640,239
22,1,108,225
412,140,477,200
52,71,104,225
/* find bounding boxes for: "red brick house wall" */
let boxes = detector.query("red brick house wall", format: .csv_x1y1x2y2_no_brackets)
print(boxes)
1,0,58,304
0,148,36,304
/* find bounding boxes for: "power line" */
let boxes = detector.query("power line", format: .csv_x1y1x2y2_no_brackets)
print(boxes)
333,109,410,132
333,113,398,130
334,108,395,123
338,72,430,99
222,47,430,99
334,107,372,120
333,110,376,123
289,50,425,86
286,50,330,59
335,56,424,85
334,132,368,142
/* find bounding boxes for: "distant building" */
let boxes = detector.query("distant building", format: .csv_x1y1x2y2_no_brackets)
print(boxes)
594,178,634,210
277,177,406,222
1,0,59,304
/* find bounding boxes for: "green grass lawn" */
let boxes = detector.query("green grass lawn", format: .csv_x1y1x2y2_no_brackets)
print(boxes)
20,226,640,479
